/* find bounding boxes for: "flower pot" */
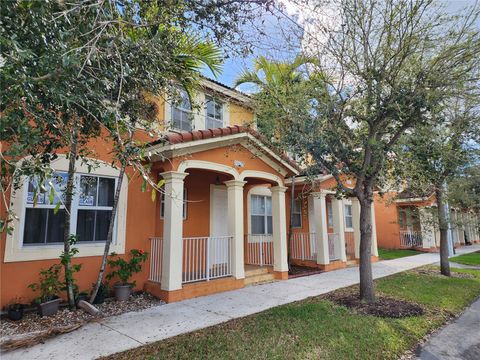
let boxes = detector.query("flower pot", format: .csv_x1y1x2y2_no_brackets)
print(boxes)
114,284,131,301
38,298,61,317
93,291,106,305
7,306,24,321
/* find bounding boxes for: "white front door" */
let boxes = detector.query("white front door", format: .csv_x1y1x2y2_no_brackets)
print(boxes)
210,185,229,265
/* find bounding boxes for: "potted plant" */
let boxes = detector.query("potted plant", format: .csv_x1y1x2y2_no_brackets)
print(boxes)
106,249,148,301
92,282,109,304
7,297,24,321
28,264,63,317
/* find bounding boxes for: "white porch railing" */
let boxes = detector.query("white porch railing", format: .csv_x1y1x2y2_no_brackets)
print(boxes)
182,236,233,283
328,233,340,261
290,232,317,261
149,237,163,283
245,234,274,266
399,230,423,248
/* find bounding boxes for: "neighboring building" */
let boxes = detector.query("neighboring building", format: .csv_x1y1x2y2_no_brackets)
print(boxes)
1,78,378,307
374,191,480,251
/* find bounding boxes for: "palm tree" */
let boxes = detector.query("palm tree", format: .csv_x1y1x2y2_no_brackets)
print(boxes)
234,55,317,144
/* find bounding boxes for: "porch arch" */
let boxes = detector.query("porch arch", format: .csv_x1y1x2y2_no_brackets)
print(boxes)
177,160,240,180
239,170,283,186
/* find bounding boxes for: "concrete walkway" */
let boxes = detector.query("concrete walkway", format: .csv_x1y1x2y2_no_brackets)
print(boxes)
417,298,480,360
3,245,479,360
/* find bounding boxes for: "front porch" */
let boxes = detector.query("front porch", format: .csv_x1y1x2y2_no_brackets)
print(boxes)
289,192,378,271
397,206,439,252
145,162,292,302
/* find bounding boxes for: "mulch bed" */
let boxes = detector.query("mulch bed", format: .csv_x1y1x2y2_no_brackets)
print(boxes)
415,268,476,279
0,292,163,351
324,289,424,318
288,265,323,278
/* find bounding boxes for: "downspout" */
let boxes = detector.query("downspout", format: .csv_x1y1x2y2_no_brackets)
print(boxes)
288,176,295,271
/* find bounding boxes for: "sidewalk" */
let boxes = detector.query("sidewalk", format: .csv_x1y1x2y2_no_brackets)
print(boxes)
417,297,480,360
3,245,479,360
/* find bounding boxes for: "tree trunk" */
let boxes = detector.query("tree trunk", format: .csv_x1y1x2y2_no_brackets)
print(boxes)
89,164,126,303
63,120,78,310
358,197,375,302
435,188,451,276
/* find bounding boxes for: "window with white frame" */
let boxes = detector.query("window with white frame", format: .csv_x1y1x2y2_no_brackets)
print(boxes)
291,199,302,228
171,89,192,131
24,172,68,244
251,195,273,235
24,172,116,245
205,96,224,129
327,201,333,228
344,204,353,229
76,175,115,242
160,189,187,220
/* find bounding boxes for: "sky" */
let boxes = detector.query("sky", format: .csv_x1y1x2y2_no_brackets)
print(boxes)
202,0,479,90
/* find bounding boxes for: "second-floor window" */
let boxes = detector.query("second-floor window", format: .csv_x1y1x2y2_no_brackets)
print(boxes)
172,89,192,131
205,96,224,129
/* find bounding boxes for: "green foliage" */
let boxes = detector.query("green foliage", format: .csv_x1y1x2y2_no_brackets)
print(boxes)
235,55,322,157
448,166,480,213
60,234,82,294
106,249,148,286
28,264,63,303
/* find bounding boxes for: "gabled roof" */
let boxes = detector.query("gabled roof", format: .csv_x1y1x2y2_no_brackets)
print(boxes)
147,125,301,175
200,77,252,106
394,190,436,204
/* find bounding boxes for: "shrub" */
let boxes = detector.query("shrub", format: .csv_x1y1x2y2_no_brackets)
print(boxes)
106,249,148,286
28,264,63,303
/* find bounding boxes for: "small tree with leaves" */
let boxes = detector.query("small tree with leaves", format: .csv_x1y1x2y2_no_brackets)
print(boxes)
395,97,480,276
256,0,480,302
1,0,268,308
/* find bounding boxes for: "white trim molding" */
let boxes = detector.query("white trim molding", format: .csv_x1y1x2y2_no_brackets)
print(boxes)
178,160,240,180
4,156,128,262
239,170,283,186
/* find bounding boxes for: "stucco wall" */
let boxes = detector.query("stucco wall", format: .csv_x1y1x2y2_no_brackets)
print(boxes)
373,192,401,249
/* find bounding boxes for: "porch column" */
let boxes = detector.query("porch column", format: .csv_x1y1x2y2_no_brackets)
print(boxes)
160,171,188,291
370,202,379,257
332,198,347,262
351,198,361,259
225,180,247,279
312,192,329,265
271,186,289,273
419,207,435,249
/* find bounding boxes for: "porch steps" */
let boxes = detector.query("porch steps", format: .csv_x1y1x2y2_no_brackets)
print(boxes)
346,260,358,267
244,266,276,286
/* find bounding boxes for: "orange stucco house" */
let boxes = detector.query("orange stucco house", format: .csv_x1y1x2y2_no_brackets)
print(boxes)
374,191,480,252
1,78,379,307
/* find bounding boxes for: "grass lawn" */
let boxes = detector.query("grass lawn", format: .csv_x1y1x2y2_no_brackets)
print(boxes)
103,267,480,360
378,248,423,260
450,251,480,266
